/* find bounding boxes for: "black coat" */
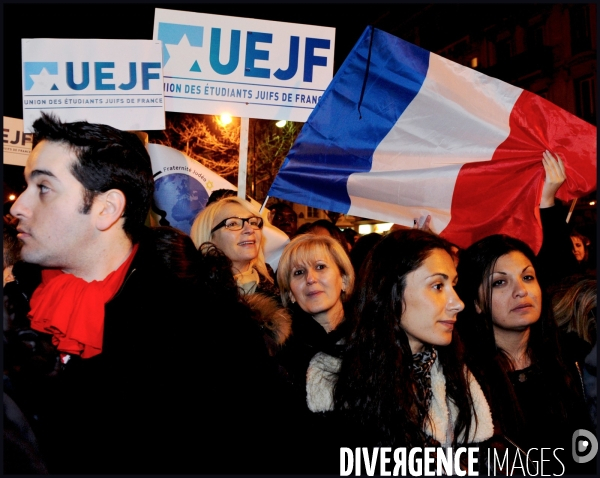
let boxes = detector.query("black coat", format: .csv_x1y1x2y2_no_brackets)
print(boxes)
5,229,291,474
277,304,348,397
274,305,352,473
537,204,580,290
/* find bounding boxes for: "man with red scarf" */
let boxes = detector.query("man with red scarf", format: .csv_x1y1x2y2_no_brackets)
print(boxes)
6,113,283,473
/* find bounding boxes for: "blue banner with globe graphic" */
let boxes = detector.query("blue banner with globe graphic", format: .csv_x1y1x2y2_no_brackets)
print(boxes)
148,143,236,234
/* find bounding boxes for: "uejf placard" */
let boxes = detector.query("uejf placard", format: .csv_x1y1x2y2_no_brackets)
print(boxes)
153,9,336,122
4,116,33,166
21,39,165,132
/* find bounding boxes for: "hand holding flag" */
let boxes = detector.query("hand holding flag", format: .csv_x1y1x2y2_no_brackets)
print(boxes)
540,150,567,208
267,26,596,252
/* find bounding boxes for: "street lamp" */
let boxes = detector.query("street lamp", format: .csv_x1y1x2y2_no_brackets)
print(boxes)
218,113,232,126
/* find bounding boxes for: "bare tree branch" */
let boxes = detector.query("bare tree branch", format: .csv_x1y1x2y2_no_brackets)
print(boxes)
149,113,302,202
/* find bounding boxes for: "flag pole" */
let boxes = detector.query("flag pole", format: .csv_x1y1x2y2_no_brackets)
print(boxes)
237,117,249,199
566,198,577,223
259,195,270,214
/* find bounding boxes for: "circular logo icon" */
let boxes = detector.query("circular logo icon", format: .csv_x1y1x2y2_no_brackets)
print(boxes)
572,429,598,464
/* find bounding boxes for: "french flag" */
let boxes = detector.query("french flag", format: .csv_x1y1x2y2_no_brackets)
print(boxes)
267,26,596,252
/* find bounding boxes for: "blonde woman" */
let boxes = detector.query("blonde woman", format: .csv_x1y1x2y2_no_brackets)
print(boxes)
276,234,354,399
191,196,277,296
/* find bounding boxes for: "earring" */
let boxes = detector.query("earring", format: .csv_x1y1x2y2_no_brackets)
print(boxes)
342,289,346,294
290,295,296,304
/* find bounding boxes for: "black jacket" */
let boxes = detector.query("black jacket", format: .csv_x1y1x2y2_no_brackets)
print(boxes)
5,228,289,474
278,304,349,397
537,204,580,290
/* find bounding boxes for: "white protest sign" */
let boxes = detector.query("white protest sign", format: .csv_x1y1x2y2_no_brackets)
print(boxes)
153,9,335,122
22,39,165,132
3,116,33,166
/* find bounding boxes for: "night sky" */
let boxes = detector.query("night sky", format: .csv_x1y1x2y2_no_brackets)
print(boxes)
1,2,555,197
5,2,420,194
4,2,499,119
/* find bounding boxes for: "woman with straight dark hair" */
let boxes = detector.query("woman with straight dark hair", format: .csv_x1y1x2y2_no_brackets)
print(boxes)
456,234,595,475
307,230,494,463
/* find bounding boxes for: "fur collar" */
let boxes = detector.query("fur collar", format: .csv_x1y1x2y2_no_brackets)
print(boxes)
424,359,494,446
306,353,494,446
244,293,292,356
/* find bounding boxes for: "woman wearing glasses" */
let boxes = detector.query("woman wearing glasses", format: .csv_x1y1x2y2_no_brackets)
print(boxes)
190,197,302,473
191,196,293,360
191,196,277,296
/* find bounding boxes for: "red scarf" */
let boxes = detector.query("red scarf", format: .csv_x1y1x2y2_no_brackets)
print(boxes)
29,244,139,359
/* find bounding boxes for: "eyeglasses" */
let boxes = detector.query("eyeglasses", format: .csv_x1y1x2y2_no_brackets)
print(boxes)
211,216,264,234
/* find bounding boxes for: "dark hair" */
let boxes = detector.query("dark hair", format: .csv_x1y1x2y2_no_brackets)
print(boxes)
269,202,298,238
349,232,382,275
342,228,358,246
457,235,539,329
296,219,349,253
570,229,591,263
206,188,254,207
150,227,199,282
269,202,296,217
151,226,241,304
196,242,241,305
333,229,475,448
206,189,237,207
31,113,153,242
456,234,577,438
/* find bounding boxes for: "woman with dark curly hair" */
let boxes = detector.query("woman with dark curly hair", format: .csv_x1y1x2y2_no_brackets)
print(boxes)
306,229,493,463
455,234,595,475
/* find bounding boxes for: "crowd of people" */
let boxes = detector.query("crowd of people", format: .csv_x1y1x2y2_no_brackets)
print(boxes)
3,113,597,475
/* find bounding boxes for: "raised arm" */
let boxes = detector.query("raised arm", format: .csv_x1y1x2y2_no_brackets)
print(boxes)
540,150,567,208
537,150,579,289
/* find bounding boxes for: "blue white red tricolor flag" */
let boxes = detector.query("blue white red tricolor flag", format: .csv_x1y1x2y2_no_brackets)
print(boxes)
267,26,596,252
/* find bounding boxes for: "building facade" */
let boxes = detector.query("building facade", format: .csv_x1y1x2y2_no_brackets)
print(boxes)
392,4,596,125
